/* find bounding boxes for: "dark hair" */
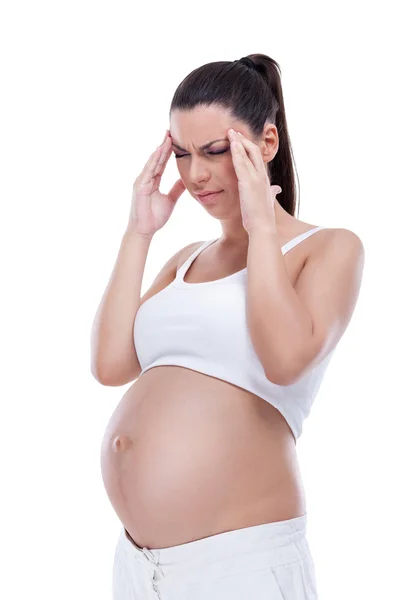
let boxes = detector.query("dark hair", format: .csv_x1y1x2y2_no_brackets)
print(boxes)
169,53,300,218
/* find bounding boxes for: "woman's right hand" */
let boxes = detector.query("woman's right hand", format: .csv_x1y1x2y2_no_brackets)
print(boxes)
127,130,186,238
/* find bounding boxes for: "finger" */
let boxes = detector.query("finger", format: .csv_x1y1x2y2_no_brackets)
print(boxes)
138,144,165,185
168,178,186,204
141,137,172,184
234,131,265,173
230,137,255,181
153,137,173,178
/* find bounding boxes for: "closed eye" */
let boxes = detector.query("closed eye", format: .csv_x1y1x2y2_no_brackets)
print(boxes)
174,150,228,159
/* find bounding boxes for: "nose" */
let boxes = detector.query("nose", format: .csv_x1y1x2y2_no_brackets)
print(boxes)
188,157,211,185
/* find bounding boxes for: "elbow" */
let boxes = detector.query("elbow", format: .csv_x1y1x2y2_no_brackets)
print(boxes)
91,365,111,386
266,369,296,387
266,353,316,386
91,370,124,387
265,359,302,387
90,361,117,386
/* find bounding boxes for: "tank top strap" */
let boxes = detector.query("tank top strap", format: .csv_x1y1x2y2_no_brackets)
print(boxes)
175,239,218,281
176,227,326,280
281,226,326,255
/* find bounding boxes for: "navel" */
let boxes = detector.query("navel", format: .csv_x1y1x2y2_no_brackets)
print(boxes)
112,434,134,452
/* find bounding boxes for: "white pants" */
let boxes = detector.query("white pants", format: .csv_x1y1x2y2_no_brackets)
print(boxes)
112,513,318,599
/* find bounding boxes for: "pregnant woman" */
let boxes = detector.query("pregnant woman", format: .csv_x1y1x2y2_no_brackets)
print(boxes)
91,54,365,599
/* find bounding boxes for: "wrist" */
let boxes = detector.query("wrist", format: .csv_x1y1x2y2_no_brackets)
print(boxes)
124,228,154,242
247,222,278,237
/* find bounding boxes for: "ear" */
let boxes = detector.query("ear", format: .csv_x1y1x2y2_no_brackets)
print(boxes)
261,123,279,162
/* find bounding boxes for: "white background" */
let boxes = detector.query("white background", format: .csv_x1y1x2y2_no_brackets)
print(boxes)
1,1,411,598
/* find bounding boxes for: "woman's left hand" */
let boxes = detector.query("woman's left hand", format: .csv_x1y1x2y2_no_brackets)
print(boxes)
228,128,282,234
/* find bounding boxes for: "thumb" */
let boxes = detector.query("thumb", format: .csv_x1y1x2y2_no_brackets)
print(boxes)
168,178,186,204
271,185,282,197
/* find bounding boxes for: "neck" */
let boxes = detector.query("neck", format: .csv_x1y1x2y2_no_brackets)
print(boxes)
219,200,292,247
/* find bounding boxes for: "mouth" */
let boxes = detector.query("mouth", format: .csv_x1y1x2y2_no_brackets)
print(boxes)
195,190,223,203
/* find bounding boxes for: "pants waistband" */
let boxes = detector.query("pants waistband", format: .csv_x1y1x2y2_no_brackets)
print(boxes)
123,512,308,568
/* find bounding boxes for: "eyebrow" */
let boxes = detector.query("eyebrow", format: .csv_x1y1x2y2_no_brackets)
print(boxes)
171,138,228,152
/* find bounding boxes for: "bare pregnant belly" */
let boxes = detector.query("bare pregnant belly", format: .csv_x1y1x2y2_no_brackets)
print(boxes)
100,366,306,549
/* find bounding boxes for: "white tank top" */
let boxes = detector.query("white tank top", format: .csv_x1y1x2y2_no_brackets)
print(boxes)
134,226,336,441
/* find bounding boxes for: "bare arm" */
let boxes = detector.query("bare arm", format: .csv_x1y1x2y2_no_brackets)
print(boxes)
90,230,153,384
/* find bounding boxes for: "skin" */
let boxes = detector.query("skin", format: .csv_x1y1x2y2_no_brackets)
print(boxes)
100,104,336,549
169,103,296,251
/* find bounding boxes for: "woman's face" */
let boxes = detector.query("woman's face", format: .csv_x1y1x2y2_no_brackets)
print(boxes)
169,105,261,209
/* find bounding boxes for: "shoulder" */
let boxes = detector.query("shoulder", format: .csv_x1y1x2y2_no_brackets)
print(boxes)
317,226,364,256
175,240,208,271
304,226,365,278
300,223,364,255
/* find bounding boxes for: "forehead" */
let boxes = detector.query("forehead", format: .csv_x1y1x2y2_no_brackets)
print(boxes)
170,105,245,149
